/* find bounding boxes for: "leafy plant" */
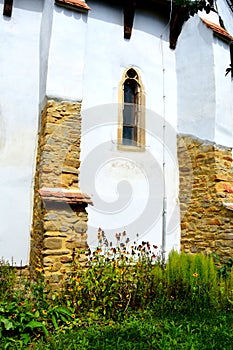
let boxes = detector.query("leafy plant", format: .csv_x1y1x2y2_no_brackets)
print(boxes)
0,299,48,346
0,270,75,347
174,0,214,20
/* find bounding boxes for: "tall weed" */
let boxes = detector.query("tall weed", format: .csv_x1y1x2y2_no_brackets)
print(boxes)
0,258,16,300
165,250,221,311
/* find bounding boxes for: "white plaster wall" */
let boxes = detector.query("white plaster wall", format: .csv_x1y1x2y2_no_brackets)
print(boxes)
0,0,43,264
46,4,88,101
79,1,180,253
81,3,177,122
176,15,216,141
214,37,233,147
39,0,54,107
177,12,233,148
217,0,233,36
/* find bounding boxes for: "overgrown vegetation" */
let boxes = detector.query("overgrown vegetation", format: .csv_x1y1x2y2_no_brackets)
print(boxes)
175,0,214,19
1,232,233,349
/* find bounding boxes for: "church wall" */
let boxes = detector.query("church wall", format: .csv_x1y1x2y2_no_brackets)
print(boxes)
214,37,233,147
81,1,177,120
46,4,88,101
176,15,216,142
39,0,54,107
79,1,180,252
3,0,232,269
177,10,233,148
0,0,43,264
217,0,233,35
26,1,95,279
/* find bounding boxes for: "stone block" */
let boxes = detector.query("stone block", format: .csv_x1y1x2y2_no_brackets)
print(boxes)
44,221,59,231
44,213,58,221
44,238,62,250
60,226,69,232
42,249,70,256
204,218,221,226
74,221,87,234
43,257,55,266
45,273,63,284
62,166,79,174
218,234,233,240
66,240,87,249
60,256,73,263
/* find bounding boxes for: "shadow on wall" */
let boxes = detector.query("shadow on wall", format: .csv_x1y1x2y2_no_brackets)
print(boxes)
87,0,170,39
13,0,43,12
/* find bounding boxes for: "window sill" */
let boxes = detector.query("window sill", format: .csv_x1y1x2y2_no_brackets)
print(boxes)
117,144,145,152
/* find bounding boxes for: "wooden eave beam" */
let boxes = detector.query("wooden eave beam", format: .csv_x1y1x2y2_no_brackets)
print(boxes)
122,0,185,47
3,0,13,17
169,5,188,49
124,0,136,39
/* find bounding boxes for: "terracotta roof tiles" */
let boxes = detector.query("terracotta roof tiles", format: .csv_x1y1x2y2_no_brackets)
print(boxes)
39,188,93,205
201,18,233,42
55,0,91,11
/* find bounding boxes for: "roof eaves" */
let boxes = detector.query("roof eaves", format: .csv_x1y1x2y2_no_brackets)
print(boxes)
55,0,91,13
201,18,233,43
39,187,93,205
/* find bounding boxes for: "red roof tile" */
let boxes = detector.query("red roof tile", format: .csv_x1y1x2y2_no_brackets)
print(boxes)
55,0,91,11
39,188,93,205
201,18,233,42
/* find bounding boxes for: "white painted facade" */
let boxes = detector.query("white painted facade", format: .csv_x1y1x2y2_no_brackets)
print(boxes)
177,8,233,147
176,16,216,141
46,5,87,102
217,0,233,34
0,0,43,264
0,0,233,264
79,1,179,251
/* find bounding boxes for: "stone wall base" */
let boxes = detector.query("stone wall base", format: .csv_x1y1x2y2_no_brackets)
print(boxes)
178,135,233,262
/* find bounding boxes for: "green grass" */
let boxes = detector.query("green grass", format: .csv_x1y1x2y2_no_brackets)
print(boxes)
28,310,233,350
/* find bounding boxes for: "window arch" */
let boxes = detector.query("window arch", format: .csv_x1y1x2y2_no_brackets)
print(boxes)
118,67,145,150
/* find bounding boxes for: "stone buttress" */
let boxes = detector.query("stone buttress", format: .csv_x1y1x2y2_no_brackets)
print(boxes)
30,100,92,285
178,135,233,262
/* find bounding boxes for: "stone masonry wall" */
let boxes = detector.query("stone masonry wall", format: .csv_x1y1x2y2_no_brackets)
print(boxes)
178,135,233,262
30,100,92,285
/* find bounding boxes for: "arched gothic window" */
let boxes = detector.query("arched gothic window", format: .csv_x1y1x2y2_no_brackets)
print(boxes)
118,68,145,150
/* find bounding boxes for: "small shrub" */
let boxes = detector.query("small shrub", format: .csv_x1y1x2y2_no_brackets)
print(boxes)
0,269,75,347
0,258,16,300
62,230,162,319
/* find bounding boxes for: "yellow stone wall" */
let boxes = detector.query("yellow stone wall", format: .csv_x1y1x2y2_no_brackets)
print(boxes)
30,100,90,285
38,100,82,189
178,135,233,262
